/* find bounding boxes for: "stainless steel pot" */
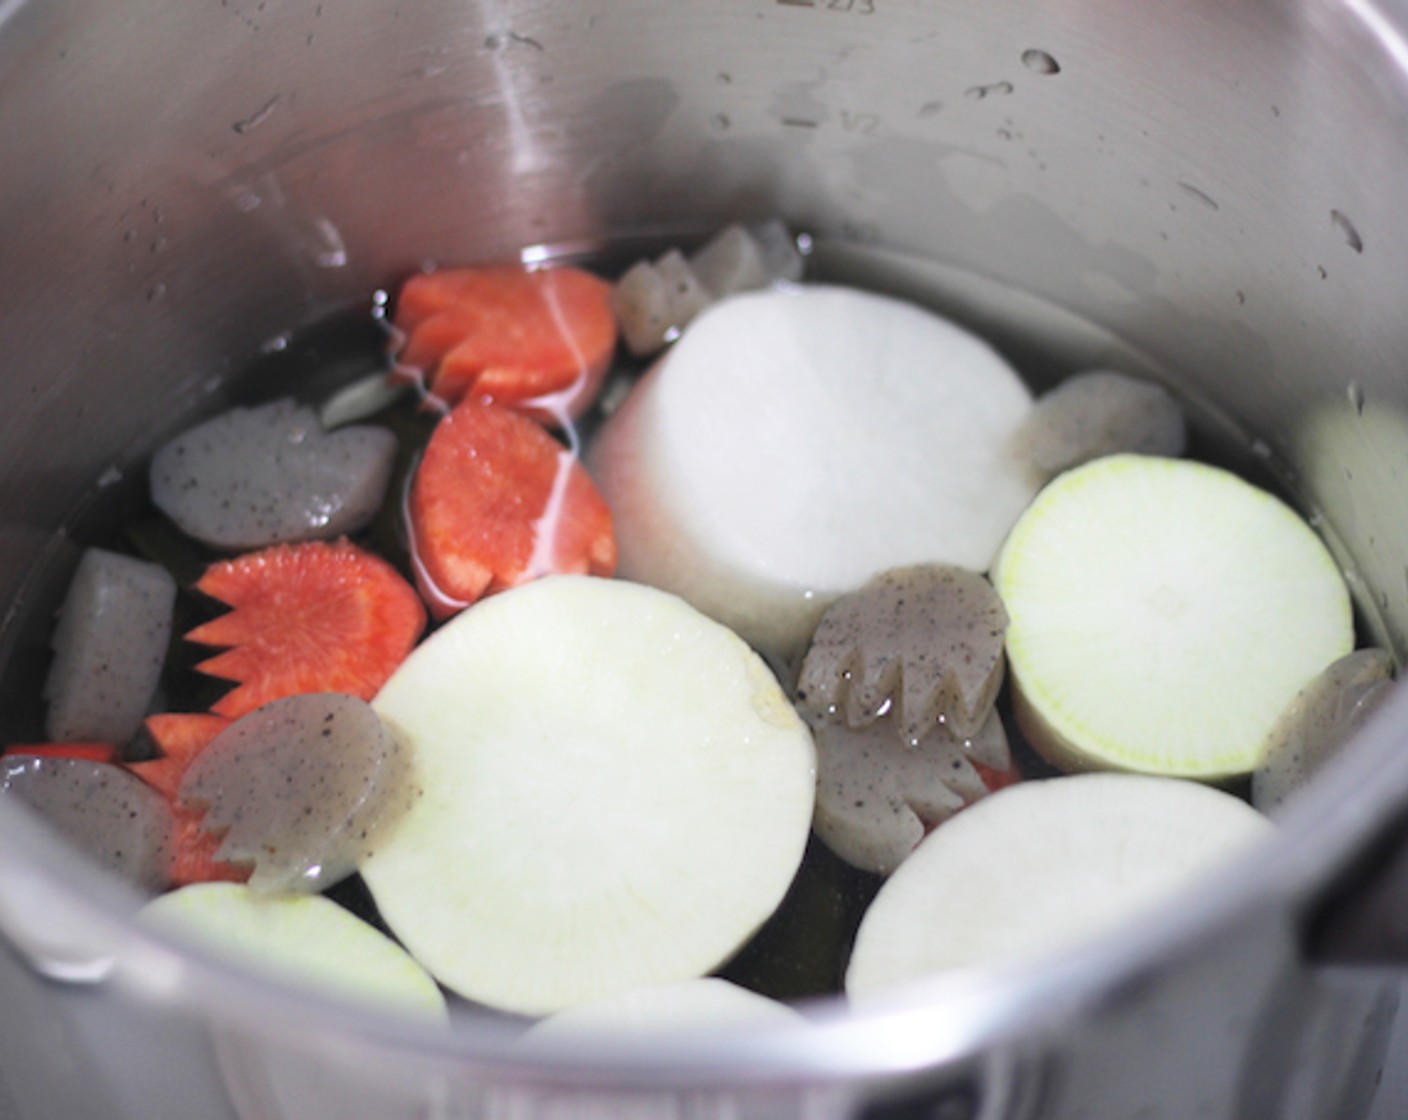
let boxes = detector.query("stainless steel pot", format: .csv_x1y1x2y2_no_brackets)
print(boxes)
3,0,1408,1116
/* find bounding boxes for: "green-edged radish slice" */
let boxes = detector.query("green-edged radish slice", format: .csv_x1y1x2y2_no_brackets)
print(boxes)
362,575,816,1016
141,883,446,1018
991,454,1353,779
522,978,803,1041
845,773,1272,1001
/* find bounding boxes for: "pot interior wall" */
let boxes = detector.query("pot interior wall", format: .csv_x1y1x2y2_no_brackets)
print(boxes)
3,0,1408,647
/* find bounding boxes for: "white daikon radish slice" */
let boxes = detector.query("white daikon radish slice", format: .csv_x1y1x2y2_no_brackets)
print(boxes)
141,883,446,1018
179,693,415,895
846,774,1272,1000
811,710,1013,877
45,548,176,744
1253,648,1394,811
318,371,409,430
361,575,816,1016
1013,370,1187,480
795,564,1008,744
991,455,1354,778
149,398,396,550
2,756,172,891
588,286,1038,661
523,978,803,1042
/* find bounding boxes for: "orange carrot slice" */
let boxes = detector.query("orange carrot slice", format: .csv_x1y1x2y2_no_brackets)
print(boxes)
4,742,120,764
187,540,426,719
126,713,247,886
409,399,616,619
127,713,232,800
393,264,617,422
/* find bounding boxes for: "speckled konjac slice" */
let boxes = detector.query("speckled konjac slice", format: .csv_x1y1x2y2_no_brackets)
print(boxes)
178,693,415,895
1253,648,1395,811
795,564,1009,745
44,548,176,744
2,755,173,892
811,709,1012,876
149,398,397,550
1013,370,1187,480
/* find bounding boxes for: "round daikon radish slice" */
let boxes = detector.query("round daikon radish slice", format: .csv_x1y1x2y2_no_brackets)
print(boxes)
362,575,816,1016
45,548,176,745
141,883,445,1018
846,773,1272,1001
2,756,172,892
1252,648,1394,811
588,286,1038,661
178,693,415,895
523,978,803,1042
991,454,1353,779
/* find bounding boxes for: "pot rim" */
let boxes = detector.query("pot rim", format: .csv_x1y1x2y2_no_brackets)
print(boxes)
0,673,1402,1087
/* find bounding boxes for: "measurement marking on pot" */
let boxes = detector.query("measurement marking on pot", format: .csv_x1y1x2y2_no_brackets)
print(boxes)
965,81,1014,100
232,94,281,134
774,0,877,12
1331,209,1364,253
782,117,821,129
1177,182,1220,211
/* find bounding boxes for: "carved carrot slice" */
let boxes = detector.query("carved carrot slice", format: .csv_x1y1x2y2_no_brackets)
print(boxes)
394,264,617,422
187,541,426,719
408,399,616,620
126,713,247,886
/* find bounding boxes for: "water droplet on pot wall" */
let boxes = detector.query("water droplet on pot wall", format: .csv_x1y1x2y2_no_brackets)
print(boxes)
1021,49,1061,75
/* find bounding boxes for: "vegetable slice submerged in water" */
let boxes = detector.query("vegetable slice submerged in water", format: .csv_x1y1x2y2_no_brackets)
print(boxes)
1253,648,1395,811
45,548,176,745
846,774,1272,1001
991,454,1353,778
188,539,426,719
179,692,414,894
2,755,173,892
149,399,397,550
362,575,816,1016
589,285,1038,661
393,263,616,422
408,398,616,619
142,883,446,1018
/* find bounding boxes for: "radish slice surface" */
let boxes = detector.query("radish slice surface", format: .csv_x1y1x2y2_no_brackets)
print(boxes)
991,455,1353,778
588,286,1038,661
142,883,446,1018
845,773,1272,1000
522,978,803,1041
362,575,816,1016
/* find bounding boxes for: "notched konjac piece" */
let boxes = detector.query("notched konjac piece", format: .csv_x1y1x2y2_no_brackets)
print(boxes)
1253,648,1395,811
149,398,396,550
2,755,173,892
178,692,416,894
1014,369,1187,480
795,564,1009,744
811,709,1013,876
